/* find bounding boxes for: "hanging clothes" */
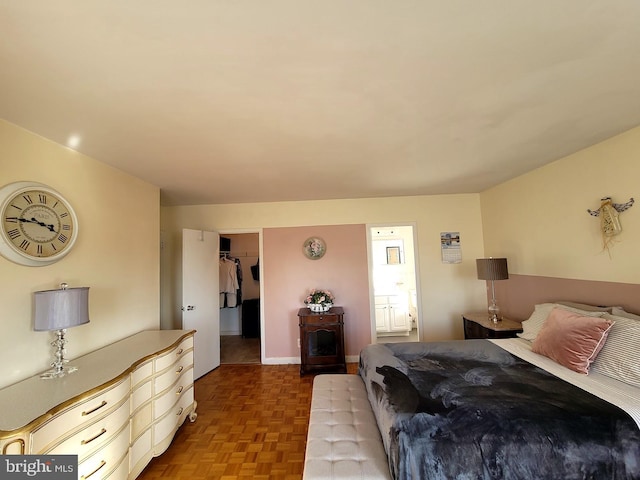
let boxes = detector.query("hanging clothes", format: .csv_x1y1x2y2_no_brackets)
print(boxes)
219,256,239,307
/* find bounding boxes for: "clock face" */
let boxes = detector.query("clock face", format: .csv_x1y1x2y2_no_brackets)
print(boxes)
0,182,78,266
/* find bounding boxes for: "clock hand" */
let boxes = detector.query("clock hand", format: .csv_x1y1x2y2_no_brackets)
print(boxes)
30,218,56,232
5,217,56,232
5,217,31,223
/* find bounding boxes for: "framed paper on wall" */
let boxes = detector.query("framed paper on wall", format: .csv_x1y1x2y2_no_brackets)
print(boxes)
386,246,401,264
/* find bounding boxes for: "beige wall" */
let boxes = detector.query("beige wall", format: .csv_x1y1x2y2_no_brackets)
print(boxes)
480,125,640,284
161,193,487,362
0,121,160,389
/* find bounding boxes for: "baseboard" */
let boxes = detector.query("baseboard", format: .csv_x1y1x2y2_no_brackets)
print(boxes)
220,330,241,336
261,355,360,365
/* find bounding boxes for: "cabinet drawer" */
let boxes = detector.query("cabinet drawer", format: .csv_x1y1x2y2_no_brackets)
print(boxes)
45,397,130,459
131,361,153,389
104,452,129,480
131,402,153,441
299,314,341,325
153,386,194,445
31,379,130,453
155,337,193,372
154,352,193,394
154,377,192,420
77,422,129,480
129,428,152,476
131,379,152,413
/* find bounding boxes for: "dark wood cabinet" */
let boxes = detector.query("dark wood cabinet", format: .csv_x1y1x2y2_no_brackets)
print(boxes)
298,307,346,375
463,312,523,339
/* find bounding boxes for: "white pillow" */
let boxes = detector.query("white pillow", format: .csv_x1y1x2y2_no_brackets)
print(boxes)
591,313,640,387
611,307,640,321
517,303,606,342
555,301,612,313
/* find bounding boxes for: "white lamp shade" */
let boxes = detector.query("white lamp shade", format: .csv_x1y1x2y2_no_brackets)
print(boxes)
34,287,90,331
476,258,509,281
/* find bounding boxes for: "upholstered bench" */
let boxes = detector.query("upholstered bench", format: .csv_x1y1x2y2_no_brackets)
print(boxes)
303,374,392,480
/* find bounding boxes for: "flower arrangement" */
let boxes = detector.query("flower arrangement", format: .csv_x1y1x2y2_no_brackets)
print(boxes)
305,288,335,306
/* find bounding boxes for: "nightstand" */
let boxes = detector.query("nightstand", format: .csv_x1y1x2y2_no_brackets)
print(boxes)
463,312,523,339
298,307,346,375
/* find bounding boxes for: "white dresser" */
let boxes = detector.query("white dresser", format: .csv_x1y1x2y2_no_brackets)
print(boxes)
0,330,197,480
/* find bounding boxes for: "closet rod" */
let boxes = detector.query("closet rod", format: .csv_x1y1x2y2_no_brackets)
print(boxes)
220,251,259,258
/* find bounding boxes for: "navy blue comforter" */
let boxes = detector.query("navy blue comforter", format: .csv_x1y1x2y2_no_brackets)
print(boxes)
359,340,640,480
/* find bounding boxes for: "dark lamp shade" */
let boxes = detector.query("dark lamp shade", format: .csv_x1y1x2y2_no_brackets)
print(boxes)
476,258,509,281
34,287,90,331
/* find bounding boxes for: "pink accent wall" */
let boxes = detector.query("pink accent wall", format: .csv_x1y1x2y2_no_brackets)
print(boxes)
262,224,370,359
494,274,640,321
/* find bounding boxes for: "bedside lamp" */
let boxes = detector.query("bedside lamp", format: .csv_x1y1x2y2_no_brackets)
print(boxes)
476,258,509,323
34,283,90,379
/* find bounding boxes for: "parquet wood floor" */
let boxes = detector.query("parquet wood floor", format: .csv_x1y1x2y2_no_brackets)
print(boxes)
137,363,358,480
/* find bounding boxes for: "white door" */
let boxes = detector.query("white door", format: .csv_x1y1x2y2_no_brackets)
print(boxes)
182,228,220,379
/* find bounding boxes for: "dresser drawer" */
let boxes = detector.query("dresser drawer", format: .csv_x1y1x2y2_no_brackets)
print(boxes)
131,360,153,389
31,379,130,454
129,428,152,476
45,396,130,459
77,422,129,480
155,337,193,372
153,375,192,420
154,351,193,394
153,386,194,446
131,403,152,441
132,379,152,413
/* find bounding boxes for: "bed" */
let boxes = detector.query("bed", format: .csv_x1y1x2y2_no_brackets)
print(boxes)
358,304,640,480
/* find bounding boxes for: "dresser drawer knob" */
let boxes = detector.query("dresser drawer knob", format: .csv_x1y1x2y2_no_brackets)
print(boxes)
81,460,106,479
176,366,184,374
81,428,107,445
177,407,183,416
82,400,107,416
176,386,184,395
177,348,184,355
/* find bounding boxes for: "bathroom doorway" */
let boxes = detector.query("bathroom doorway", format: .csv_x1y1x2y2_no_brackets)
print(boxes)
367,224,421,343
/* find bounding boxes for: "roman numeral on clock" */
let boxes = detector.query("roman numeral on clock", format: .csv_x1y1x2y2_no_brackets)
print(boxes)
19,239,30,251
8,229,20,240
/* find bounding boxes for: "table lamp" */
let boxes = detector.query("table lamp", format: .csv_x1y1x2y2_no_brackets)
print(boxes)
476,258,509,322
34,283,90,378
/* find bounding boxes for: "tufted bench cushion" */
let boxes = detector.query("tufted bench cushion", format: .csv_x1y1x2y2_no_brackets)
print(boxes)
303,374,392,480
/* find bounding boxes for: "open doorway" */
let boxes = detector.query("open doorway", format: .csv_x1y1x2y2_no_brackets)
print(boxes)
219,232,262,364
367,224,421,344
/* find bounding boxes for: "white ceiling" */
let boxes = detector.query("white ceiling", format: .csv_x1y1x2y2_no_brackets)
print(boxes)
2,1,640,206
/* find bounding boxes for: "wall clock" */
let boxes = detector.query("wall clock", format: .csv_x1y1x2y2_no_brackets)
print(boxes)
303,236,326,259
0,181,79,266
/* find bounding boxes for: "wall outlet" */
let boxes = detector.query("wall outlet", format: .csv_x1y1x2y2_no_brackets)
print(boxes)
297,338,301,348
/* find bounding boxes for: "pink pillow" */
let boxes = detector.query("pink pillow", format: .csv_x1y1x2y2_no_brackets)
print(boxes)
531,308,614,374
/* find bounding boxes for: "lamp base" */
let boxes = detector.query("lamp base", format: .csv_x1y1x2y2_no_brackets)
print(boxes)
40,328,79,379
488,303,501,323
40,365,78,379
